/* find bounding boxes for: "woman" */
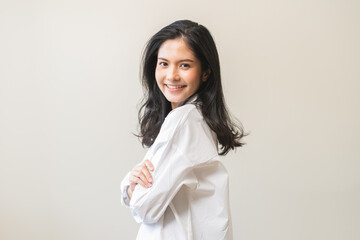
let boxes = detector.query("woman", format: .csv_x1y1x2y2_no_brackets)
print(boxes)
120,19,245,240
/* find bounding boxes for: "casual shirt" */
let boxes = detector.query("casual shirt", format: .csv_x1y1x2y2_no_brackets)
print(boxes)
120,99,233,240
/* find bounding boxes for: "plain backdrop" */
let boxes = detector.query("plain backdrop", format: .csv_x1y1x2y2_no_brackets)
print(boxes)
0,0,359,239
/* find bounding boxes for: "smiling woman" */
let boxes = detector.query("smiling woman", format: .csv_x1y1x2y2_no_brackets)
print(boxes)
120,19,246,240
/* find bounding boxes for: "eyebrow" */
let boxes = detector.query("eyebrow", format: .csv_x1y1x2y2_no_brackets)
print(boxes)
158,57,195,63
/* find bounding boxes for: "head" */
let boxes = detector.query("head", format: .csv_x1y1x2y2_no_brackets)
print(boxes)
141,20,222,110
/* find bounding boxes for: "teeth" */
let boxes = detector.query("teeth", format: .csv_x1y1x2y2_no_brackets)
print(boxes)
167,85,184,89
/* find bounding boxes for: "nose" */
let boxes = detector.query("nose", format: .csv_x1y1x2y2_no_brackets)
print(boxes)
166,65,180,81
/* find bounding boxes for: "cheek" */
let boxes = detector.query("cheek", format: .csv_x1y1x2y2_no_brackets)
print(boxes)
155,68,163,83
185,71,202,87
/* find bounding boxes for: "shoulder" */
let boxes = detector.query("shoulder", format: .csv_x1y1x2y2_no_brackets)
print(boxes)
160,104,206,139
167,103,199,120
165,103,201,127
153,104,199,144
161,104,218,163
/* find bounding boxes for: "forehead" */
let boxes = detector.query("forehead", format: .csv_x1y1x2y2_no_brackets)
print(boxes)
157,38,197,60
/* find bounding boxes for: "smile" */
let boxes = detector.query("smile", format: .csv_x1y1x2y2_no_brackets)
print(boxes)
165,84,186,89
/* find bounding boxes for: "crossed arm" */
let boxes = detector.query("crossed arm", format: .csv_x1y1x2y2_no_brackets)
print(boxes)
126,159,154,199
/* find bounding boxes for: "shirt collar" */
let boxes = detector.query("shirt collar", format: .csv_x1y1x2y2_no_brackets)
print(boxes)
180,94,198,107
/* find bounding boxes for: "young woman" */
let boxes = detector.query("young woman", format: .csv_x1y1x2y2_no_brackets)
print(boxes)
120,20,245,240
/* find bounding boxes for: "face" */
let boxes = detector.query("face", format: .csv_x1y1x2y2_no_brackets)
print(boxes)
155,38,209,109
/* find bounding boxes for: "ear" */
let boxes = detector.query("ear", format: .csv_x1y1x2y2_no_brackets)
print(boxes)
202,69,211,82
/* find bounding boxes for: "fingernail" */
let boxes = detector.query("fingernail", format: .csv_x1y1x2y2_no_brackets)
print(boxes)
148,178,152,182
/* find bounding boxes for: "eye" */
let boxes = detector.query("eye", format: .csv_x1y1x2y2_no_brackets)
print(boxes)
180,63,190,68
158,62,168,67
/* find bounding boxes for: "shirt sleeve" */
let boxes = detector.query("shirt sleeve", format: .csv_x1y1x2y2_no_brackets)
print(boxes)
120,159,150,208
120,172,131,207
129,108,218,224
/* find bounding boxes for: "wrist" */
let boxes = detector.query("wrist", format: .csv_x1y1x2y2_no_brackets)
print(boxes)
127,186,133,199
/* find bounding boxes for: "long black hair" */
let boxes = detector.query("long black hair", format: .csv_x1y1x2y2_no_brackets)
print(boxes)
138,19,246,155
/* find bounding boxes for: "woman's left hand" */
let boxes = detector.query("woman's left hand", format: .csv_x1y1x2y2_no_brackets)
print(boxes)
127,159,154,199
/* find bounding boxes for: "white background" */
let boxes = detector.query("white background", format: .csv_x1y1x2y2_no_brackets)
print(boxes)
0,0,359,239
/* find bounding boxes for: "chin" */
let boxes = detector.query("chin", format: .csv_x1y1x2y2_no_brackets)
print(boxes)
165,96,185,105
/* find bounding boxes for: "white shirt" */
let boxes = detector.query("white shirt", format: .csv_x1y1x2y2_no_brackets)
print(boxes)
120,100,233,240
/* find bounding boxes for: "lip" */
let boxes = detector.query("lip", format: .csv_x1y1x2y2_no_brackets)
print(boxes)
165,84,186,92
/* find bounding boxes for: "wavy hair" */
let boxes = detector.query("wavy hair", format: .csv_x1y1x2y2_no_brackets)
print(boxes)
138,20,246,155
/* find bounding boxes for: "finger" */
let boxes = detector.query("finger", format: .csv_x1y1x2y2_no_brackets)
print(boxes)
138,171,153,187
130,169,147,185
132,169,151,187
144,159,154,171
141,165,153,183
129,175,148,188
